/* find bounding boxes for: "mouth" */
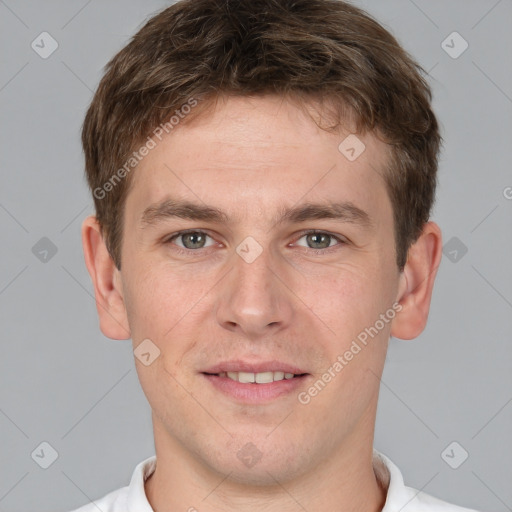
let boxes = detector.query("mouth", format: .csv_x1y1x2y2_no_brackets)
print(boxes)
201,361,310,403
203,370,308,383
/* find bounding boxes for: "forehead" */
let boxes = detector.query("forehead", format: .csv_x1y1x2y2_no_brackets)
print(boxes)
125,95,391,223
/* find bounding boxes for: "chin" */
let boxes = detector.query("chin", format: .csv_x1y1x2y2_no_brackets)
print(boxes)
214,459,302,487
202,436,310,487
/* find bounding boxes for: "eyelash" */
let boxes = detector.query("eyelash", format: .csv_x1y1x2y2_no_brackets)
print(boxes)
163,229,346,256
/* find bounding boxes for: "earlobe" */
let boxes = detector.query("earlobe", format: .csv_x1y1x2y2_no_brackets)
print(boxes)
391,221,443,340
81,215,131,340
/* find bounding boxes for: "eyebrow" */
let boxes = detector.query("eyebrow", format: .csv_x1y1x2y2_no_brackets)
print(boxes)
140,198,372,229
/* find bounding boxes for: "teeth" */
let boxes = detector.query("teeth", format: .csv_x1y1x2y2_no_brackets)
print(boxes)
238,371,255,383
255,371,274,383
221,371,296,383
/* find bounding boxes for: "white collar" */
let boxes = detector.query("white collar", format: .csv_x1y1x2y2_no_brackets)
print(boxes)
116,449,477,511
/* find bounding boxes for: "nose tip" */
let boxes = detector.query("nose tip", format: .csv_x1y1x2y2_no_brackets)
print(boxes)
216,242,294,337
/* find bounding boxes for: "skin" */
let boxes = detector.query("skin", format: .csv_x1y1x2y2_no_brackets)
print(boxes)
82,95,442,511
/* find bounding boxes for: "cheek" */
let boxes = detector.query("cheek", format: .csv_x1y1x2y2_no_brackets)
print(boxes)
122,264,172,344
298,269,393,413
297,263,394,342
122,259,203,336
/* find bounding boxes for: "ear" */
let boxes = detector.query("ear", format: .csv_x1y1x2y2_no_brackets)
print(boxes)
81,215,131,340
391,221,442,340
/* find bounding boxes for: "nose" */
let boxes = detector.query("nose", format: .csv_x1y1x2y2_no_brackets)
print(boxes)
215,240,295,339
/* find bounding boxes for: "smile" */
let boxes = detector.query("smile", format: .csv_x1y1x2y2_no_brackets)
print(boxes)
216,371,297,383
201,362,310,403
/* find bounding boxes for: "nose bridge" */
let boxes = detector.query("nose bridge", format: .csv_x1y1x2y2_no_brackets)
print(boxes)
216,236,293,335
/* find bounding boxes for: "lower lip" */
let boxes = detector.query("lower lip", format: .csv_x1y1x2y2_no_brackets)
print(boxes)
202,373,309,403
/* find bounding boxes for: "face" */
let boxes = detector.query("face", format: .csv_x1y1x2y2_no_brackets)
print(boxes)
116,95,403,484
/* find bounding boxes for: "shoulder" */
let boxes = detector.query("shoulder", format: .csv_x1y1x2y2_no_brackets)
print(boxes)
375,450,480,512
65,455,157,512
397,485,481,512
66,485,129,512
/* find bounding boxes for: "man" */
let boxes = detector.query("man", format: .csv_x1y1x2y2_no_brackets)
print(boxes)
72,0,479,510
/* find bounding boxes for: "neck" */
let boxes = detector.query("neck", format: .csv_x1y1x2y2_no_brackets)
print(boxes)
145,412,388,512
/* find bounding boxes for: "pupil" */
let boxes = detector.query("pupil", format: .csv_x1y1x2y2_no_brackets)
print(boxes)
309,233,329,249
184,232,204,249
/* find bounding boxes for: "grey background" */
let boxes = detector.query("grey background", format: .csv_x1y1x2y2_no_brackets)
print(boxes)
0,0,511,511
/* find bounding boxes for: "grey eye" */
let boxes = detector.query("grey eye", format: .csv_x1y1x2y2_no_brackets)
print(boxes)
174,231,214,249
296,232,338,250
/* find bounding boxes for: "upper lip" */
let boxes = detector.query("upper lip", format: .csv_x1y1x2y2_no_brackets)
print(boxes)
202,360,308,375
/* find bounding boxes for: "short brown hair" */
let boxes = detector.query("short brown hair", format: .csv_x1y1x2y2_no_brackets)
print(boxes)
82,0,441,270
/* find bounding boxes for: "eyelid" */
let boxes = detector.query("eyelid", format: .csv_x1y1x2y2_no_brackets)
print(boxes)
164,229,218,248
292,229,347,251
163,228,347,254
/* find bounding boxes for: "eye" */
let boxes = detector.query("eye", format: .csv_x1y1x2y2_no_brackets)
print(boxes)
164,229,345,255
294,230,345,251
165,230,216,250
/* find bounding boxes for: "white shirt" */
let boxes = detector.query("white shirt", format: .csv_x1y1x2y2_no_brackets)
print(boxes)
69,450,479,511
